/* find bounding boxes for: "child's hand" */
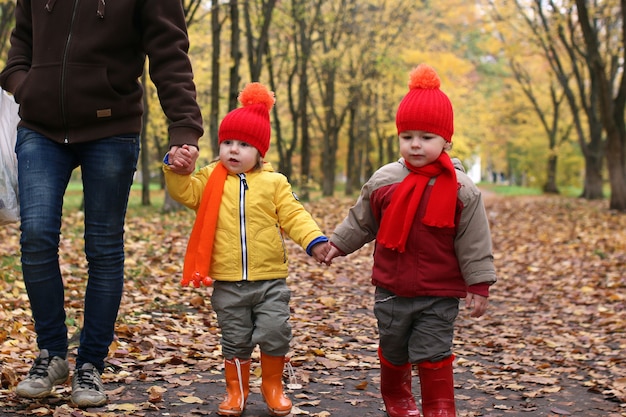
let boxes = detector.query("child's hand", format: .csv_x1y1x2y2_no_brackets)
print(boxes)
323,243,345,266
311,241,331,265
466,293,488,318
168,144,199,175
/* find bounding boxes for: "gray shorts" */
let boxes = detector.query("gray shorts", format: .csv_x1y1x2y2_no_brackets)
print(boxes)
211,279,292,359
374,286,459,366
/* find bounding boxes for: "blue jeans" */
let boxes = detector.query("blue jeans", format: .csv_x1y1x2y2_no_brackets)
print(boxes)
16,127,139,372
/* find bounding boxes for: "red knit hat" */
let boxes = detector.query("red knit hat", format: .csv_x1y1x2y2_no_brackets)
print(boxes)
218,82,276,157
395,64,454,142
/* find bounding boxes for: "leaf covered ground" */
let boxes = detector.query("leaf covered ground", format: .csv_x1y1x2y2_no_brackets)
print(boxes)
0,193,624,416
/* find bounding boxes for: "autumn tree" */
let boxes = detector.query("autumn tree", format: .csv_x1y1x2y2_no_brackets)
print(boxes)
575,0,626,211
392,1,493,183
208,2,226,157
509,58,573,194
342,1,415,195
513,0,605,200
269,0,420,198
303,1,414,196
242,0,276,82
159,0,207,212
271,0,323,191
486,0,626,208
309,1,357,197
56,0,619,210
226,0,242,112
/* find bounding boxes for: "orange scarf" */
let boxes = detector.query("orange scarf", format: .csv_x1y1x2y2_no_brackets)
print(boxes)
181,162,228,287
377,153,457,253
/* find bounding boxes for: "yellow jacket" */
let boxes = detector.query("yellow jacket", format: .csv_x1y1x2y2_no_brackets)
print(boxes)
164,162,326,281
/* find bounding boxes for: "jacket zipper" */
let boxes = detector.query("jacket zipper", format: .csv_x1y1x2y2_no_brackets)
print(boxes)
276,224,287,263
60,0,80,143
238,174,249,281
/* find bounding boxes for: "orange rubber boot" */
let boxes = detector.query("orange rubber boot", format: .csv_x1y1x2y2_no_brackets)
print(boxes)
418,355,456,417
260,353,292,416
217,358,251,416
379,348,420,417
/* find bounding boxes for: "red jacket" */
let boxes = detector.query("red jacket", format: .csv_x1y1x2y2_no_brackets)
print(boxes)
0,0,203,146
370,182,466,297
330,159,496,298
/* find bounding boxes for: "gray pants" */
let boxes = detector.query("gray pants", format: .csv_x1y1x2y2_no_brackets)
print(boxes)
211,279,292,359
374,286,459,366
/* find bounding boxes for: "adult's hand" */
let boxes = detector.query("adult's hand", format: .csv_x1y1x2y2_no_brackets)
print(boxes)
168,144,199,175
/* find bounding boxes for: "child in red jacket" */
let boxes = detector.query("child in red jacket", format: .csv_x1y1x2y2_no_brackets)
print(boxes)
325,64,496,417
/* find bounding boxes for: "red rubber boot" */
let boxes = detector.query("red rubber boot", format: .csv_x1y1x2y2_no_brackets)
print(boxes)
379,348,420,417
417,355,456,417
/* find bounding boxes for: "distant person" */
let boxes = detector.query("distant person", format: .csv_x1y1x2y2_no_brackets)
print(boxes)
0,0,203,408
164,82,329,417
324,64,496,417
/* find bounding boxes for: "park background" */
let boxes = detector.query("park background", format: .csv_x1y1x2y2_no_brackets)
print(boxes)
2,0,626,209
0,1,625,416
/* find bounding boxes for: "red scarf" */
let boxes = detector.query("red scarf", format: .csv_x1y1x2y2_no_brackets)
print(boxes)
181,162,228,287
377,153,457,253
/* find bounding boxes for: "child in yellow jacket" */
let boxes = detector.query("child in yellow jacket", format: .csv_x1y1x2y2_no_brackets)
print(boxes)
164,83,329,416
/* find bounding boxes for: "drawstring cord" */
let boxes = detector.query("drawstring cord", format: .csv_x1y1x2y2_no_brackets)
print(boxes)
97,0,105,18
44,0,56,12
285,359,302,390
234,358,245,410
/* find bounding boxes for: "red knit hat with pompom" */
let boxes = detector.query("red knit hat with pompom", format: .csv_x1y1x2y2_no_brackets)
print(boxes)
395,64,454,142
218,82,276,157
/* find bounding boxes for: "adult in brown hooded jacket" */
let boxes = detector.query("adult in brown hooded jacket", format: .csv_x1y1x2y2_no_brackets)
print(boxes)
0,0,203,408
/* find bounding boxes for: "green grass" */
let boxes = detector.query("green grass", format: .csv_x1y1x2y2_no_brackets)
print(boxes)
61,180,592,215
64,181,165,215
477,182,584,198
478,183,543,196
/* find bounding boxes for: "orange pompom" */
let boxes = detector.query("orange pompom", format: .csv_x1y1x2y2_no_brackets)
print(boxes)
408,64,441,90
181,271,213,287
238,82,276,111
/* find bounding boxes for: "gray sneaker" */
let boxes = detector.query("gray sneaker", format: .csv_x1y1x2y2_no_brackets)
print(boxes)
15,349,69,398
71,363,107,408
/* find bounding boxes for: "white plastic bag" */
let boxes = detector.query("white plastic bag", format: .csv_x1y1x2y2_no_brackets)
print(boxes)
0,89,20,225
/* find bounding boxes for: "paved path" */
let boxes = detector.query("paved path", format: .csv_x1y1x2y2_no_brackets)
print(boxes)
1,351,623,416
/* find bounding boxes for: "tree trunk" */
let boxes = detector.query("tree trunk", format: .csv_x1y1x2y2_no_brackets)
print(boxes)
294,0,317,200
606,130,626,210
209,2,222,158
345,104,357,196
542,154,559,194
158,0,206,212
580,150,605,200
242,0,275,82
321,129,338,196
228,0,241,111
299,78,311,201
320,74,338,197
140,71,151,206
